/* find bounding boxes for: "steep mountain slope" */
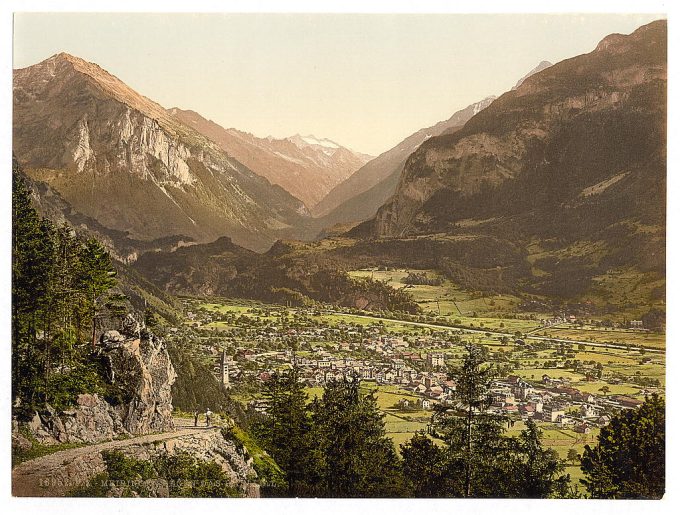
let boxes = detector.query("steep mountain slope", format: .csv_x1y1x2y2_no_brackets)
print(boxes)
13,156,184,326
311,97,496,221
13,53,311,252
361,20,665,296
168,108,371,208
20,165,192,264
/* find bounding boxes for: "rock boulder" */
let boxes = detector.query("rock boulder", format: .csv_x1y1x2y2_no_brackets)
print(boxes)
100,326,176,435
17,317,176,444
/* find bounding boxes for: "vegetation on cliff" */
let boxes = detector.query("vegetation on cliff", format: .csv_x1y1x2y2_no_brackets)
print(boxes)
12,160,122,411
72,449,241,497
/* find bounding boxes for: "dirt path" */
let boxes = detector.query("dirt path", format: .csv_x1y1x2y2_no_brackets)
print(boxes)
12,418,216,497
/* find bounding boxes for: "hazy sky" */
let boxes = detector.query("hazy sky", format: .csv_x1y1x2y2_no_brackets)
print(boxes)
14,13,663,155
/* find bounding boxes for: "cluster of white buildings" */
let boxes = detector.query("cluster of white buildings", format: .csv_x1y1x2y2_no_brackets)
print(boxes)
487,375,642,432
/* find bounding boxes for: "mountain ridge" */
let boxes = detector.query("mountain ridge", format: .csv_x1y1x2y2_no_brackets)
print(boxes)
309,96,498,237
168,108,372,208
368,20,666,240
13,52,313,253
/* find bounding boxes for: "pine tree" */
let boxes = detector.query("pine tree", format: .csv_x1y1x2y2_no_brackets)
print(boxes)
400,431,446,497
310,376,407,497
427,344,569,498
510,419,570,498
12,167,54,403
257,366,315,496
76,238,117,350
432,343,504,497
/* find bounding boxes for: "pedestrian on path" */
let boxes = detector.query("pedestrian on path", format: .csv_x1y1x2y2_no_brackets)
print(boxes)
193,410,199,427
205,409,212,427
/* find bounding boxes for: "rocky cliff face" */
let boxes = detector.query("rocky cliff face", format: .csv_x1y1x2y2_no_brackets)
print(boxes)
13,53,311,252
100,316,177,435
311,96,497,222
18,315,176,445
20,394,129,446
370,20,666,241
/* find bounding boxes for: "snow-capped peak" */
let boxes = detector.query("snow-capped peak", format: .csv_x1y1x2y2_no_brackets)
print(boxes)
289,134,341,150
302,135,339,149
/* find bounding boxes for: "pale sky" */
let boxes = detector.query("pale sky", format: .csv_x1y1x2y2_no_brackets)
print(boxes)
13,13,663,155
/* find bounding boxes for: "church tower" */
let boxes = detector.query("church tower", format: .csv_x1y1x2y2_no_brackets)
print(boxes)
220,349,231,389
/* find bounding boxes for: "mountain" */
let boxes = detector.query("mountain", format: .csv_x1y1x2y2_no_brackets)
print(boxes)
312,60,560,230
311,97,497,223
133,235,257,297
18,165,194,264
13,53,312,253
512,60,553,89
360,20,665,296
130,22,666,308
168,108,372,208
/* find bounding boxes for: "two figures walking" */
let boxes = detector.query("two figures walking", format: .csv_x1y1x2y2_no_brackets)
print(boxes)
193,409,213,427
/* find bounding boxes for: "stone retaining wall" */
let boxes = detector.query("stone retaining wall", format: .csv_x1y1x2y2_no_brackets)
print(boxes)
12,427,259,498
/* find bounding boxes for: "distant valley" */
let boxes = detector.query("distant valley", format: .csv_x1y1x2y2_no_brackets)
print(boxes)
11,16,667,500
169,107,372,209
12,21,666,315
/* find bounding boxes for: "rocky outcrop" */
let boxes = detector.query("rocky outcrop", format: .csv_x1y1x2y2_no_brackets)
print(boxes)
11,311,261,498
26,394,129,445
133,428,256,489
17,315,176,445
100,315,176,435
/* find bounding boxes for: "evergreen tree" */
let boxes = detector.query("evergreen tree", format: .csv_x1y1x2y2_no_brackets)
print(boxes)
256,366,316,496
12,167,54,402
12,160,119,409
76,238,117,350
567,448,579,465
509,419,570,498
424,344,569,498
580,394,665,499
400,431,446,497
310,376,407,497
432,343,504,497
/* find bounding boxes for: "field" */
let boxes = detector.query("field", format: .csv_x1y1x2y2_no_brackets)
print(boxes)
348,268,667,350
185,295,664,493
348,268,540,331
542,325,665,350
197,299,433,334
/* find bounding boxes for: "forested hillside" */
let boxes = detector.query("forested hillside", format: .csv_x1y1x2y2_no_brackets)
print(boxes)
12,157,121,409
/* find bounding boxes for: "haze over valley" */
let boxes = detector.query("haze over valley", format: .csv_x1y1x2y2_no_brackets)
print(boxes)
11,14,667,500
